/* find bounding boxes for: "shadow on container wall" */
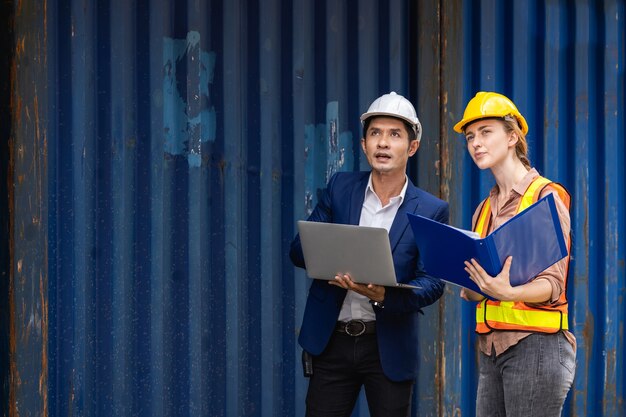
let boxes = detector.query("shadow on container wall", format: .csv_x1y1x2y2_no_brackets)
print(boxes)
0,1,15,415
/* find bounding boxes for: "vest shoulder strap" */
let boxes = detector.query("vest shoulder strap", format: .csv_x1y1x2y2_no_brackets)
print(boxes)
474,175,571,239
474,198,491,237
520,176,570,211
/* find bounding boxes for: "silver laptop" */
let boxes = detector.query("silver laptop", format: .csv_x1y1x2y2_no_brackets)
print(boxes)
297,220,419,289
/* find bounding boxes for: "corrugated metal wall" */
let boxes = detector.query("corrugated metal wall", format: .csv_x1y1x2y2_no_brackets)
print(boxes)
0,1,14,416
2,0,624,416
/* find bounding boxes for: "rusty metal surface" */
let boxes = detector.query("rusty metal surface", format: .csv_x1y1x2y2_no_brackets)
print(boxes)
8,0,49,416
0,0,14,415
3,1,625,416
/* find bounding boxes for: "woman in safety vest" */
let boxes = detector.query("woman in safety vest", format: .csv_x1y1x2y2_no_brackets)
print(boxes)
454,92,575,416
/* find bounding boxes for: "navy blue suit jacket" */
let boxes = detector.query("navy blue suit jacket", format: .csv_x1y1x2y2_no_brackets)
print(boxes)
290,171,449,381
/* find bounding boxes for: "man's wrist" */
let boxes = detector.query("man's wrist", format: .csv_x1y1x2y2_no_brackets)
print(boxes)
369,299,385,309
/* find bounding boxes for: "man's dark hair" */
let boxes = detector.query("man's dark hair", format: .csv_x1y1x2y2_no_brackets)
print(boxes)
362,117,417,142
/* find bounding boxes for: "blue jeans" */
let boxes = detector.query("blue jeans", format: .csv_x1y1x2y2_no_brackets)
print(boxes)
305,332,414,417
476,332,576,417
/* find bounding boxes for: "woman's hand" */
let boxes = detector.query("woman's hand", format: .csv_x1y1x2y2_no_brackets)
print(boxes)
464,256,518,301
329,273,386,302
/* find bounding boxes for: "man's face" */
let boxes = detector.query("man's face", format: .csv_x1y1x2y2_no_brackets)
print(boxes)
361,117,419,175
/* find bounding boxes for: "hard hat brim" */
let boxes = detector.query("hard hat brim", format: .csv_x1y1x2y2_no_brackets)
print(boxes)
453,114,529,135
360,111,420,136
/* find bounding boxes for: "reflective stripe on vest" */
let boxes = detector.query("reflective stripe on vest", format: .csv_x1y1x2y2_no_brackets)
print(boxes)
474,176,571,334
476,301,568,333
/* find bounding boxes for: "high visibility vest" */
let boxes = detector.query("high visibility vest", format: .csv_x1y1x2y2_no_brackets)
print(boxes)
474,176,571,334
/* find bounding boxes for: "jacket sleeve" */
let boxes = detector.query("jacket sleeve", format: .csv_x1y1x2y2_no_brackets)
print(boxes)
380,202,449,315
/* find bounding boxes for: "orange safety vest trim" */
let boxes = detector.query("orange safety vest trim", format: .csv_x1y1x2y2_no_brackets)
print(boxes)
475,176,571,334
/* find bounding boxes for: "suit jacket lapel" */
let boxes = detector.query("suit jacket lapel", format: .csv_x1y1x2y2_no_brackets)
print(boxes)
349,174,369,225
389,180,420,251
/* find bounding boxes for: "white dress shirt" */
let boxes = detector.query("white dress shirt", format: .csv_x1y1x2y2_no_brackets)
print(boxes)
337,174,408,322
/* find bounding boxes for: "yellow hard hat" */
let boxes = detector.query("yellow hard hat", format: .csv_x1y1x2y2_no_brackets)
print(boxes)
453,91,528,134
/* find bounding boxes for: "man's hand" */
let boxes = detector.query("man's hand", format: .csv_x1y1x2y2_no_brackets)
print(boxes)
329,273,386,302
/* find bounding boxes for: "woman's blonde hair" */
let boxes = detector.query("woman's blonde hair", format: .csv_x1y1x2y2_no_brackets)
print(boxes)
502,115,531,169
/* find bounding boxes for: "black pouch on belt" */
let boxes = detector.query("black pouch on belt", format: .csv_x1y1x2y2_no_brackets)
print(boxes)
302,350,313,377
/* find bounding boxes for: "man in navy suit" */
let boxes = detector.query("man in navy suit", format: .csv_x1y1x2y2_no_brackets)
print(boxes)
290,92,449,417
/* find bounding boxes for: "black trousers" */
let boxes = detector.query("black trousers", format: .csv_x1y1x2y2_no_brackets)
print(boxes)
305,330,414,417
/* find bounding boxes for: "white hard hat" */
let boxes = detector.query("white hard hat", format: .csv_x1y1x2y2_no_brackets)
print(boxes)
360,91,422,142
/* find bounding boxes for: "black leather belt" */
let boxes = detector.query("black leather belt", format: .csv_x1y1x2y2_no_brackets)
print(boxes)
335,320,376,336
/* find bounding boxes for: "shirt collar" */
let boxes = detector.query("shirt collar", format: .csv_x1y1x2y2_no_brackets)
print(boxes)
365,173,409,205
489,167,539,199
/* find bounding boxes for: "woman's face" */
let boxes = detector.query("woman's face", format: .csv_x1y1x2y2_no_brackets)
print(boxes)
463,119,515,170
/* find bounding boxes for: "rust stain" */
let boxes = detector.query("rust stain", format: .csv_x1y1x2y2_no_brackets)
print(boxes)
44,1,47,69
40,270,49,416
8,8,18,417
8,190,17,417
10,63,20,126
34,95,40,145
7,2,50,415
15,36,25,56
21,290,28,345
9,267,18,417
218,158,227,186
578,311,594,414
440,88,451,202
604,347,616,394
581,311,594,343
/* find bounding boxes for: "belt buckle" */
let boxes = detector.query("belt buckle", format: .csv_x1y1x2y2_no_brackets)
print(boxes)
345,320,366,337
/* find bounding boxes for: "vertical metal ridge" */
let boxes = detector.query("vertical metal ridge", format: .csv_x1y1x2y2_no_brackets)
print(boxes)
3,1,624,416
